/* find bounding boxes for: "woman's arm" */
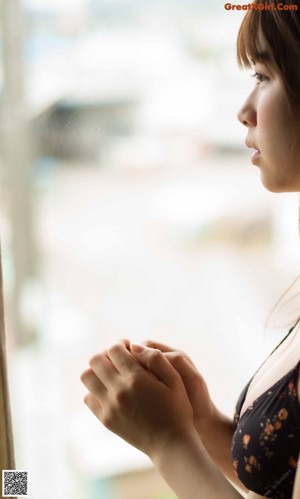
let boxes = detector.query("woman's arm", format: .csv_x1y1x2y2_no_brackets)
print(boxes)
141,340,249,494
151,425,244,499
199,407,249,495
81,342,245,499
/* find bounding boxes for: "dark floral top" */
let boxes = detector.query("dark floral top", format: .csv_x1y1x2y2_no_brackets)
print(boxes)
231,357,300,499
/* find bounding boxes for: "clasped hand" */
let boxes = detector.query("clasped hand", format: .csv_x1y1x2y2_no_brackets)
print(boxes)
80,340,215,461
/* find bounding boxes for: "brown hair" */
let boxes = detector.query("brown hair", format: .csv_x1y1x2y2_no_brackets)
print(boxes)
236,0,300,115
237,1,300,336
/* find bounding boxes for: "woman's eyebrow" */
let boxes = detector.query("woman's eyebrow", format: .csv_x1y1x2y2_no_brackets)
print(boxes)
250,51,271,65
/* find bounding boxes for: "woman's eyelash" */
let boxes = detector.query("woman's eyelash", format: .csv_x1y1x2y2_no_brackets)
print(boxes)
251,71,268,83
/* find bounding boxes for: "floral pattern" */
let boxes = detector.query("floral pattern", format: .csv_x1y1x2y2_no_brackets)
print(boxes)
231,360,300,499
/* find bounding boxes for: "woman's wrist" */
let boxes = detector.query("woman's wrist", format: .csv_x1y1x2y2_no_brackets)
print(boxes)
194,401,221,437
149,425,203,468
149,424,243,499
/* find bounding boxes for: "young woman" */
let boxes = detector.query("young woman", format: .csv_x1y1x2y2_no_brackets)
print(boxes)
80,1,300,497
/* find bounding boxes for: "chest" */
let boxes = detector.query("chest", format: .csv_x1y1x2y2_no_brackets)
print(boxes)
239,326,300,419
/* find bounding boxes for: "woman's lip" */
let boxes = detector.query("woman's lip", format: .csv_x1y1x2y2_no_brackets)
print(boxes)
251,149,261,164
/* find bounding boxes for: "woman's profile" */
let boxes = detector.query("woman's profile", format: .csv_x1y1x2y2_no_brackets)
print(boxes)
81,1,300,497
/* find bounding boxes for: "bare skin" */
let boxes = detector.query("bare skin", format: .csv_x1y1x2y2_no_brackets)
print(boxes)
141,339,249,495
81,39,300,499
81,335,300,498
143,339,300,499
238,324,300,419
237,60,300,193
235,49,300,498
81,341,245,498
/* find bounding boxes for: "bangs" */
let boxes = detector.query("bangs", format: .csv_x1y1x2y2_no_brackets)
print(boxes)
237,10,273,69
236,2,300,122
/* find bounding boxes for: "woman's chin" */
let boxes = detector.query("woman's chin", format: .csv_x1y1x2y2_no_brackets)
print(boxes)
260,173,298,193
260,173,285,193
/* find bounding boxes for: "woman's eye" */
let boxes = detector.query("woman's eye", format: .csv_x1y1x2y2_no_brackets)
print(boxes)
251,71,268,84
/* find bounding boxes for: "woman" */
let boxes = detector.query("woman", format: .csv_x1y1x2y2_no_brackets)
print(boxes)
80,1,300,497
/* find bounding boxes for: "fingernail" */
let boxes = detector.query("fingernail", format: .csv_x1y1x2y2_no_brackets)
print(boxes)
131,344,145,354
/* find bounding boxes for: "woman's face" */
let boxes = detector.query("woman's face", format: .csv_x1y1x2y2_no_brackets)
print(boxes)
237,61,300,192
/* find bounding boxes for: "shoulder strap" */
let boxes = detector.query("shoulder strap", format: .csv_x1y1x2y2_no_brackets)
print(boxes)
268,317,300,357
250,318,300,381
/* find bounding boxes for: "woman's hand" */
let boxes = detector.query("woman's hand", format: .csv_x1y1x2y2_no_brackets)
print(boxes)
80,342,195,460
137,340,218,436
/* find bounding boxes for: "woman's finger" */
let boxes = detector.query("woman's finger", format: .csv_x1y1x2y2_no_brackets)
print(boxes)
107,342,141,375
105,338,131,352
131,344,180,388
84,392,103,419
119,338,131,351
89,351,120,388
141,340,194,366
80,368,107,398
141,340,174,352
163,352,200,387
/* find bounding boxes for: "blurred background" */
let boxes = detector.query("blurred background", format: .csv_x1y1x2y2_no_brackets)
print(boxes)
1,0,300,498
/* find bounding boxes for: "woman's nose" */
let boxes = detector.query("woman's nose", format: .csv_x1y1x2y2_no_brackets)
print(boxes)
237,96,257,127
